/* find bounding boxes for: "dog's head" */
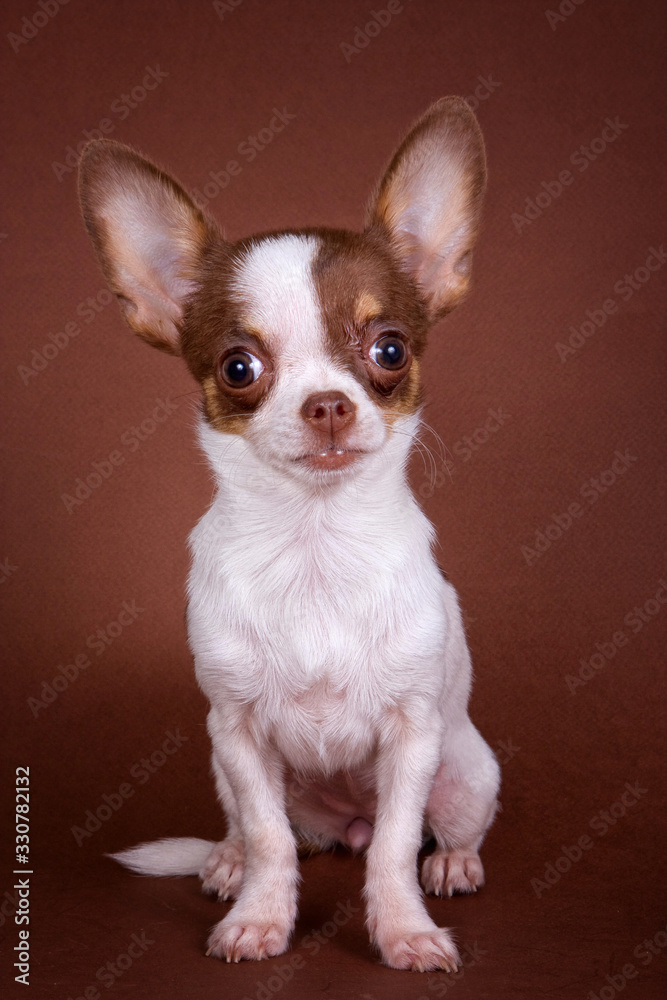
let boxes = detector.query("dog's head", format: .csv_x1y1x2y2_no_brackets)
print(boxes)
79,98,485,483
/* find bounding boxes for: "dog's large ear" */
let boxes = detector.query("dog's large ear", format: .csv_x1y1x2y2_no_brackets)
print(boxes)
79,140,219,355
367,97,486,322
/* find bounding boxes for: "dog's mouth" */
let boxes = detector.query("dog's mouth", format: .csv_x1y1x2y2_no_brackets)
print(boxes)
294,448,365,472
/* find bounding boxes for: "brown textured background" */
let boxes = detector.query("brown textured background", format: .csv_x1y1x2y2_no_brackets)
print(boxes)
1,1,666,998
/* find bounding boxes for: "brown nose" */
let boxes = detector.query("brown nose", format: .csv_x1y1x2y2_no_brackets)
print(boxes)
301,391,356,437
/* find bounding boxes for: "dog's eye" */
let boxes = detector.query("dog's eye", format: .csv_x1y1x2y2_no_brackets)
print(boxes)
370,335,408,370
220,351,264,388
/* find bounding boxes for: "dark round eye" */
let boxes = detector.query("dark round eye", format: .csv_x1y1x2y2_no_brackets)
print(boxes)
370,335,408,370
219,351,264,388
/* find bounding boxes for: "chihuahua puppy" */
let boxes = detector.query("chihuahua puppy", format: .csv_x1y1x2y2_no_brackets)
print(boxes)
78,97,499,973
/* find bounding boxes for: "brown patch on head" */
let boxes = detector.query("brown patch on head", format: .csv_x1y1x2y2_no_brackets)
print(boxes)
180,225,429,435
179,239,278,434
201,375,253,435
310,227,428,417
79,103,487,449
383,358,422,423
354,291,383,326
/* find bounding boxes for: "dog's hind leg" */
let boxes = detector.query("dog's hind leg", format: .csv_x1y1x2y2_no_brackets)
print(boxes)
422,720,500,897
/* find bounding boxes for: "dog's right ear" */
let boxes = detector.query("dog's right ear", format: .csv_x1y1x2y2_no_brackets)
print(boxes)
78,140,219,355
367,97,486,323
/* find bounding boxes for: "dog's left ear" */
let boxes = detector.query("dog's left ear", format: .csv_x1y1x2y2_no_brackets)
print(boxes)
367,97,486,322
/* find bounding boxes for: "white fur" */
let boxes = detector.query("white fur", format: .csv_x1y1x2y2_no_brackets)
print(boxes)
177,235,500,969
112,240,500,969
110,837,215,876
88,98,499,973
229,235,389,477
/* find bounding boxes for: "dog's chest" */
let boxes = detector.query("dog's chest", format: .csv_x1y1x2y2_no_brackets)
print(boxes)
189,493,448,772
189,496,447,703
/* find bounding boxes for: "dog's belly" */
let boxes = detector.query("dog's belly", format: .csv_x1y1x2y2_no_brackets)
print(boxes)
285,763,378,850
268,687,381,850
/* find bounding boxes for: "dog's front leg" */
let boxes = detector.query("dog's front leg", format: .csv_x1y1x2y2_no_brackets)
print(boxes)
365,710,459,973
205,705,298,963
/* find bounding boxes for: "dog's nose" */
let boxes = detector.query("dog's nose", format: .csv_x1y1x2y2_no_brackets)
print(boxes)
301,391,356,435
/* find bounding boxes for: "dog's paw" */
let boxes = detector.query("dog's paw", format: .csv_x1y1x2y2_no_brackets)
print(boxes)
377,927,460,972
199,839,245,901
206,915,291,962
421,848,484,897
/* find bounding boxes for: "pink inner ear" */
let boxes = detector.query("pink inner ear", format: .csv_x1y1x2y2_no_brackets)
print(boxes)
369,98,486,319
105,193,199,294
115,270,184,345
84,172,206,354
102,221,192,352
395,226,473,317
80,140,216,354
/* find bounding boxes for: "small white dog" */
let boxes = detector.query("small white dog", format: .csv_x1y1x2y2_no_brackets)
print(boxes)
79,97,500,973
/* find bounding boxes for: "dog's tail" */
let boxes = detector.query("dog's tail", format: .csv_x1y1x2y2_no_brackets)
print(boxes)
108,837,216,877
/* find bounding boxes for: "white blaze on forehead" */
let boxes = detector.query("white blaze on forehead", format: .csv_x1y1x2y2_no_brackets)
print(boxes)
228,232,389,467
231,234,325,360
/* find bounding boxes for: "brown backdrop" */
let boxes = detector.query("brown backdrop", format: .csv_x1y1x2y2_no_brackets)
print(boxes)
1,1,665,998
